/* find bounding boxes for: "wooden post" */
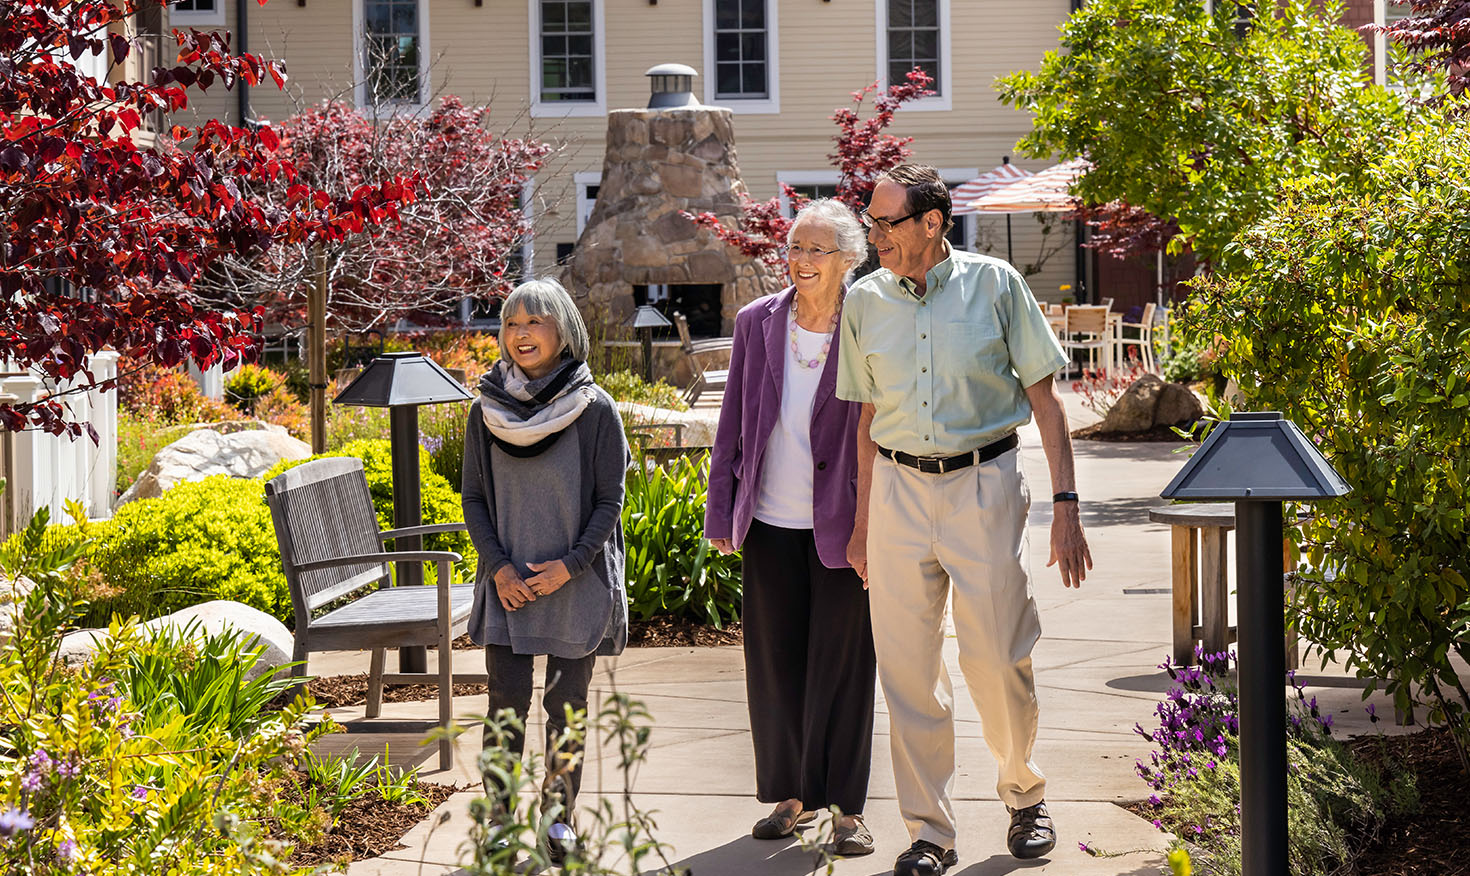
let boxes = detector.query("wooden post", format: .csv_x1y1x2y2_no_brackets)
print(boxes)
309,247,328,454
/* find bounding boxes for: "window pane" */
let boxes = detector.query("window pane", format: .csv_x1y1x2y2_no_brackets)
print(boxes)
568,34,593,57
889,0,913,28
365,3,390,33
392,2,416,33
741,63,765,97
542,35,566,57
912,30,937,61
543,1,565,30
715,0,738,30
741,0,764,29
890,60,915,87
889,31,912,61
568,57,592,88
741,32,765,62
716,33,739,62
716,63,741,96
911,0,937,28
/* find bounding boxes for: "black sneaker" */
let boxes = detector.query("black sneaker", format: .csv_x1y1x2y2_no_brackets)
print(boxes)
1006,801,1057,859
893,839,958,876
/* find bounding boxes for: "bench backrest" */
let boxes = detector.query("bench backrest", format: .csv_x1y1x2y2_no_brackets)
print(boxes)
672,312,694,353
264,457,389,626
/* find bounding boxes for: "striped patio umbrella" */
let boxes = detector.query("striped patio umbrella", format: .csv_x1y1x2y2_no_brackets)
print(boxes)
949,162,1033,216
968,158,1091,214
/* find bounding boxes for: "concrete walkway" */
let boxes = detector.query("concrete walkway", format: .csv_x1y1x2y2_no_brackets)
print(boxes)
315,387,1411,876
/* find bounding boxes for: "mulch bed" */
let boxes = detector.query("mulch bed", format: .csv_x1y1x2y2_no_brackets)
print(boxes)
1072,421,1205,442
272,772,460,868
1348,725,1470,876
1122,726,1470,875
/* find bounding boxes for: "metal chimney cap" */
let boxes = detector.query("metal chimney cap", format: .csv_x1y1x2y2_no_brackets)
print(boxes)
645,63,700,109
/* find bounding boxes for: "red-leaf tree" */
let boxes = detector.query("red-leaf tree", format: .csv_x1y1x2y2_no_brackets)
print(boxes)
189,97,555,331
0,0,410,437
1375,0,1470,97
683,68,935,270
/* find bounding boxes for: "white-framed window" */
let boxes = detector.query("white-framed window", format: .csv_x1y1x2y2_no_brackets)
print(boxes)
531,0,606,118
1374,0,1416,89
703,0,779,113
876,0,950,111
574,171,602,235
169,0,225,28
354,0,431,108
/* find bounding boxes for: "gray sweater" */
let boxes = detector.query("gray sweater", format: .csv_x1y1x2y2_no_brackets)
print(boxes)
461,387,630,658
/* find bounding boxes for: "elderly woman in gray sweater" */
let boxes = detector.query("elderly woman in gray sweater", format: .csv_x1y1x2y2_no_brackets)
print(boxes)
461,277,630,860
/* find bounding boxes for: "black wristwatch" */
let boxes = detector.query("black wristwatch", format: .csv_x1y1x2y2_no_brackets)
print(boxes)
1052,491,1079,504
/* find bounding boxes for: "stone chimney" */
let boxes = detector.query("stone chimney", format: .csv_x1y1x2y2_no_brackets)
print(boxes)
564,64,781,344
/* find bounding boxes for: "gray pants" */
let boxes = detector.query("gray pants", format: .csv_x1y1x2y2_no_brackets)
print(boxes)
482,645,597,811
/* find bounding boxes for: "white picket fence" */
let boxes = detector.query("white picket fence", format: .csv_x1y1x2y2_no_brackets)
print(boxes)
0,352,119,537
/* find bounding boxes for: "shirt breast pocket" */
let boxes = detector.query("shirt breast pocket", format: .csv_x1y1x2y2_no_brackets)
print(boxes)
941,322,1006,368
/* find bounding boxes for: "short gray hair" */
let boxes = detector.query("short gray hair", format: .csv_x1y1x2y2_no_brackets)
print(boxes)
789,199,868,279
499,278,591,362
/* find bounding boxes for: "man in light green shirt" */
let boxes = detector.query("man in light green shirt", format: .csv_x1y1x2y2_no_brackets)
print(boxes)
836,165,1092,876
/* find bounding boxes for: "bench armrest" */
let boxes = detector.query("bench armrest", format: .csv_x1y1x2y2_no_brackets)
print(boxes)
379,522,469,542
296,550,463,574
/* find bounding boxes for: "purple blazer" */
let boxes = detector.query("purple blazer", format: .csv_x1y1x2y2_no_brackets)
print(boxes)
704,286,861,569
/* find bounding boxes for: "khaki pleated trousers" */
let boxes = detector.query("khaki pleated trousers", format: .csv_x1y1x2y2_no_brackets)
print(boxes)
867,447,1047,848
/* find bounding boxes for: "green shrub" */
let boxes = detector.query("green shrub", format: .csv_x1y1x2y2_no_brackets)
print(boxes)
1189,102,1470,755
85,476,289,626
599,369,689,411
622,453,741,628
224,363,286,414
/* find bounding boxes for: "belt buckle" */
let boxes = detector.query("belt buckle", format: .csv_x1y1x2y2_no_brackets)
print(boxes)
917,456,943,474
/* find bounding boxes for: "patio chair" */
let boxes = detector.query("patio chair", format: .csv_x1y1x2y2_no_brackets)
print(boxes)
1114,302,1158,372
264,457,476,770
673,312,731,405
1057,304,1110,377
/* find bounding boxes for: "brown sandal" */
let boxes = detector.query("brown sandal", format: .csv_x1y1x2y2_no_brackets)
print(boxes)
832,815,875,856
751,805,815,839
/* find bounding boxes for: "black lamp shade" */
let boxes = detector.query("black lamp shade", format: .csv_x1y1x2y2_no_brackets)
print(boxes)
333,351,474,407
1160,412,1350,501
626,305,673,330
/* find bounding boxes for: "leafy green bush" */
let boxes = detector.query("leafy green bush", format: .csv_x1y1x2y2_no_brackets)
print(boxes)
85,476,288,626
224,363,286,414
599,369,689,411
621,453,741,628
1189,102,1470,756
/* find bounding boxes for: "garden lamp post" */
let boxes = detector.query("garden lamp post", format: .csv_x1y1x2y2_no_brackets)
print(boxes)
1160,411,1349,876
335,351,473,672
625,305,671,384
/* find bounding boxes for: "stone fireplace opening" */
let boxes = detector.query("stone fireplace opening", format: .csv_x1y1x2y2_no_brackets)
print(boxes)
634,283,723,338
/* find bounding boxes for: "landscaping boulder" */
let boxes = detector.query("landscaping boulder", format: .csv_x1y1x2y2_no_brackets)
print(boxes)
118,425,310,505
1100,373,1166,433
1097,374,1204,434
59,600,295,681
0,575,37,648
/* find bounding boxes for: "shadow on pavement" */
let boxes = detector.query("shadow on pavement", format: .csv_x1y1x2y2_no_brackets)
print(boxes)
657,833,888,876
1105,670,1176,695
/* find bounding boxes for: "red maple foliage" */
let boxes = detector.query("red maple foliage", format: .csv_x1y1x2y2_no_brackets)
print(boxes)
190,97,553,331
0,0,411,437
1073,202,1181,261
1373,1,1470,97
683,68,935,270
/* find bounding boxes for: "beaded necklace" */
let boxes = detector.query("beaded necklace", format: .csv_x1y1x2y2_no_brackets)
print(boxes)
789,294,840,370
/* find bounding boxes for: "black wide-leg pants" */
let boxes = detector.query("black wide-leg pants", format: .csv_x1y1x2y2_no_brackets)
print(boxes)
742,517,877,815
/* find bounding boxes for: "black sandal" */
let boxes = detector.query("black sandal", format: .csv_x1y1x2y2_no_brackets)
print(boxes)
1006,801,1057,859
893,839,957,876
751,805,815,839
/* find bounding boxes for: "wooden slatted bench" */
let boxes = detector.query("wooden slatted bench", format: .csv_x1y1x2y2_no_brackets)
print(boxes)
264,457,478,769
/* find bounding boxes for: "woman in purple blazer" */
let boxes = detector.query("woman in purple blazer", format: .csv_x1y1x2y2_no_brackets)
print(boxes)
705,199,876,856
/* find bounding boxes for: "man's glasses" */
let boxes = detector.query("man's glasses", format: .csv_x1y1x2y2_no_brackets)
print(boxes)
860,208,923,233
782,244,840,259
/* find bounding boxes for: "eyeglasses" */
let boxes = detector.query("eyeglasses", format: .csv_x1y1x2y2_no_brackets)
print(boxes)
782,244,840,259
860,208,924,233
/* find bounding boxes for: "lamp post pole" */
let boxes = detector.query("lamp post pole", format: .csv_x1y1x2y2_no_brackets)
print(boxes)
1236,499,1288,876
390,404,426,674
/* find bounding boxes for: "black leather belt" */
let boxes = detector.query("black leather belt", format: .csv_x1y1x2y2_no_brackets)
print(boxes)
878,433,1018,474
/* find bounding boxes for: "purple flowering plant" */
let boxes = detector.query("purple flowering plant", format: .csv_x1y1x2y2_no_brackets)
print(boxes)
1130,646,1417,875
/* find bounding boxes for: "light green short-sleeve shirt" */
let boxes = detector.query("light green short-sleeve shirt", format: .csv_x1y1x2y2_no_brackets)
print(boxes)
836,246,1068,456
